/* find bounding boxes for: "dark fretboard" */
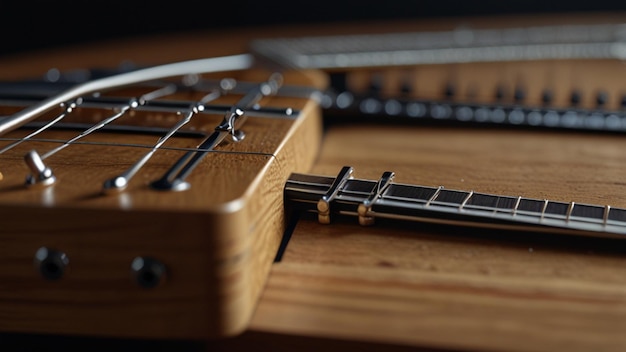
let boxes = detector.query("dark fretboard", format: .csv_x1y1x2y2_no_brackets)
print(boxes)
284,166,626,239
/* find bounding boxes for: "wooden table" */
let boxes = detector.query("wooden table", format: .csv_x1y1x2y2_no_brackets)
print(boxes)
2,12,626,352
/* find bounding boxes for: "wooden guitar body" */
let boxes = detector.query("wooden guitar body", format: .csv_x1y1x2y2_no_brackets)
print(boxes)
1,11,626,352
0,64,324,338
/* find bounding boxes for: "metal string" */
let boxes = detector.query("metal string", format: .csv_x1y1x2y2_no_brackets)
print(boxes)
39,84,177,160
102,89,224,193
0,102,76,155
0,54,254,136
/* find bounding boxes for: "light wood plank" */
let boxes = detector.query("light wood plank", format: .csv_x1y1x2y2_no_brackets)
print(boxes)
249,125,626,352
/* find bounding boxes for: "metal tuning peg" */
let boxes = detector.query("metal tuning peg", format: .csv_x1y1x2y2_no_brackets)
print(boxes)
24,150,56,187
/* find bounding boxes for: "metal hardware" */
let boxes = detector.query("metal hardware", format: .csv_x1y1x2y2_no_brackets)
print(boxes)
34,247,69,281
0,54,254,136
24,150,56,187
317,166,353,224
358,171,394,226
150,73,284,191
130,256,166,289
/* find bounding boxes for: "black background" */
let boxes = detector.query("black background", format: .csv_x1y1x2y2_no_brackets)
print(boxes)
2,0,625,57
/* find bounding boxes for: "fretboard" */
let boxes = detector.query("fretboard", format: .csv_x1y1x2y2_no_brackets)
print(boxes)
284,166,626,239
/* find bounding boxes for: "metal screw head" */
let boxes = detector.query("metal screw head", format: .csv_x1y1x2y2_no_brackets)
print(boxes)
131,256,166,289
34,247,69,281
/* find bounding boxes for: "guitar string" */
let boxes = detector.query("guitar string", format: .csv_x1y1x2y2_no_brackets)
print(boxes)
0,61,299,190
150,73,283,191
0,54,254,136
0,76,298,160
0,103,75,155
0,84,176,157
0,137,274,155
290,177,538,216
286,177,623,229
40,83,177,160
102,88,225,193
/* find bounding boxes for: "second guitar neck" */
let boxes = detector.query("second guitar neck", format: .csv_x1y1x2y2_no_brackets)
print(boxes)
285,166,626,240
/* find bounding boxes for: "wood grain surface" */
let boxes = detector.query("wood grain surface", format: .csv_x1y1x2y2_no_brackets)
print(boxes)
248,125,626,352
0,67,325,338
1,11,626,352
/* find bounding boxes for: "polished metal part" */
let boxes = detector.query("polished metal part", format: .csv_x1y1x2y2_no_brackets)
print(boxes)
150,73,284,191
34,246,69,281
0,102,75,155
317,166,354,224
130,256,166,289
24,150,56,187
358,171,394,226
20,85,181,190
101,108,196,194
0,54,254,136
459,190,474,209
41,102,133,160
102,90,222,194
285,166,626,239
251,23,626,69
425,186,443,206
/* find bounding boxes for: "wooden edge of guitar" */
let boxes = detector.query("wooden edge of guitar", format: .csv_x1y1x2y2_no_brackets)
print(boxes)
0,65,325,339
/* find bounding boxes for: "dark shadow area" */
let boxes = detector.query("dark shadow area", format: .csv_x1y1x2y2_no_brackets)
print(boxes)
0,330,465,352
3,0,625,56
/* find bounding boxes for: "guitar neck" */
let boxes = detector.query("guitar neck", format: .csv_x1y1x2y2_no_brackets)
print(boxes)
285,166,626,239
252,20,626,132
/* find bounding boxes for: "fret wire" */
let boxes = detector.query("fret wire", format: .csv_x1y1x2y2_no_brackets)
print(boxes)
512,196,522,216
493,196,506,212
425,186,443,206
321,166,354,204
358,171,394,226
317,166,354,224
285,168,626,238
371,201,626,236
363,171,394,206
336,183,620,227
566,201,575,222
604,205,611,226
382,183,444,206
459,190,474,209
351,193,626,234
